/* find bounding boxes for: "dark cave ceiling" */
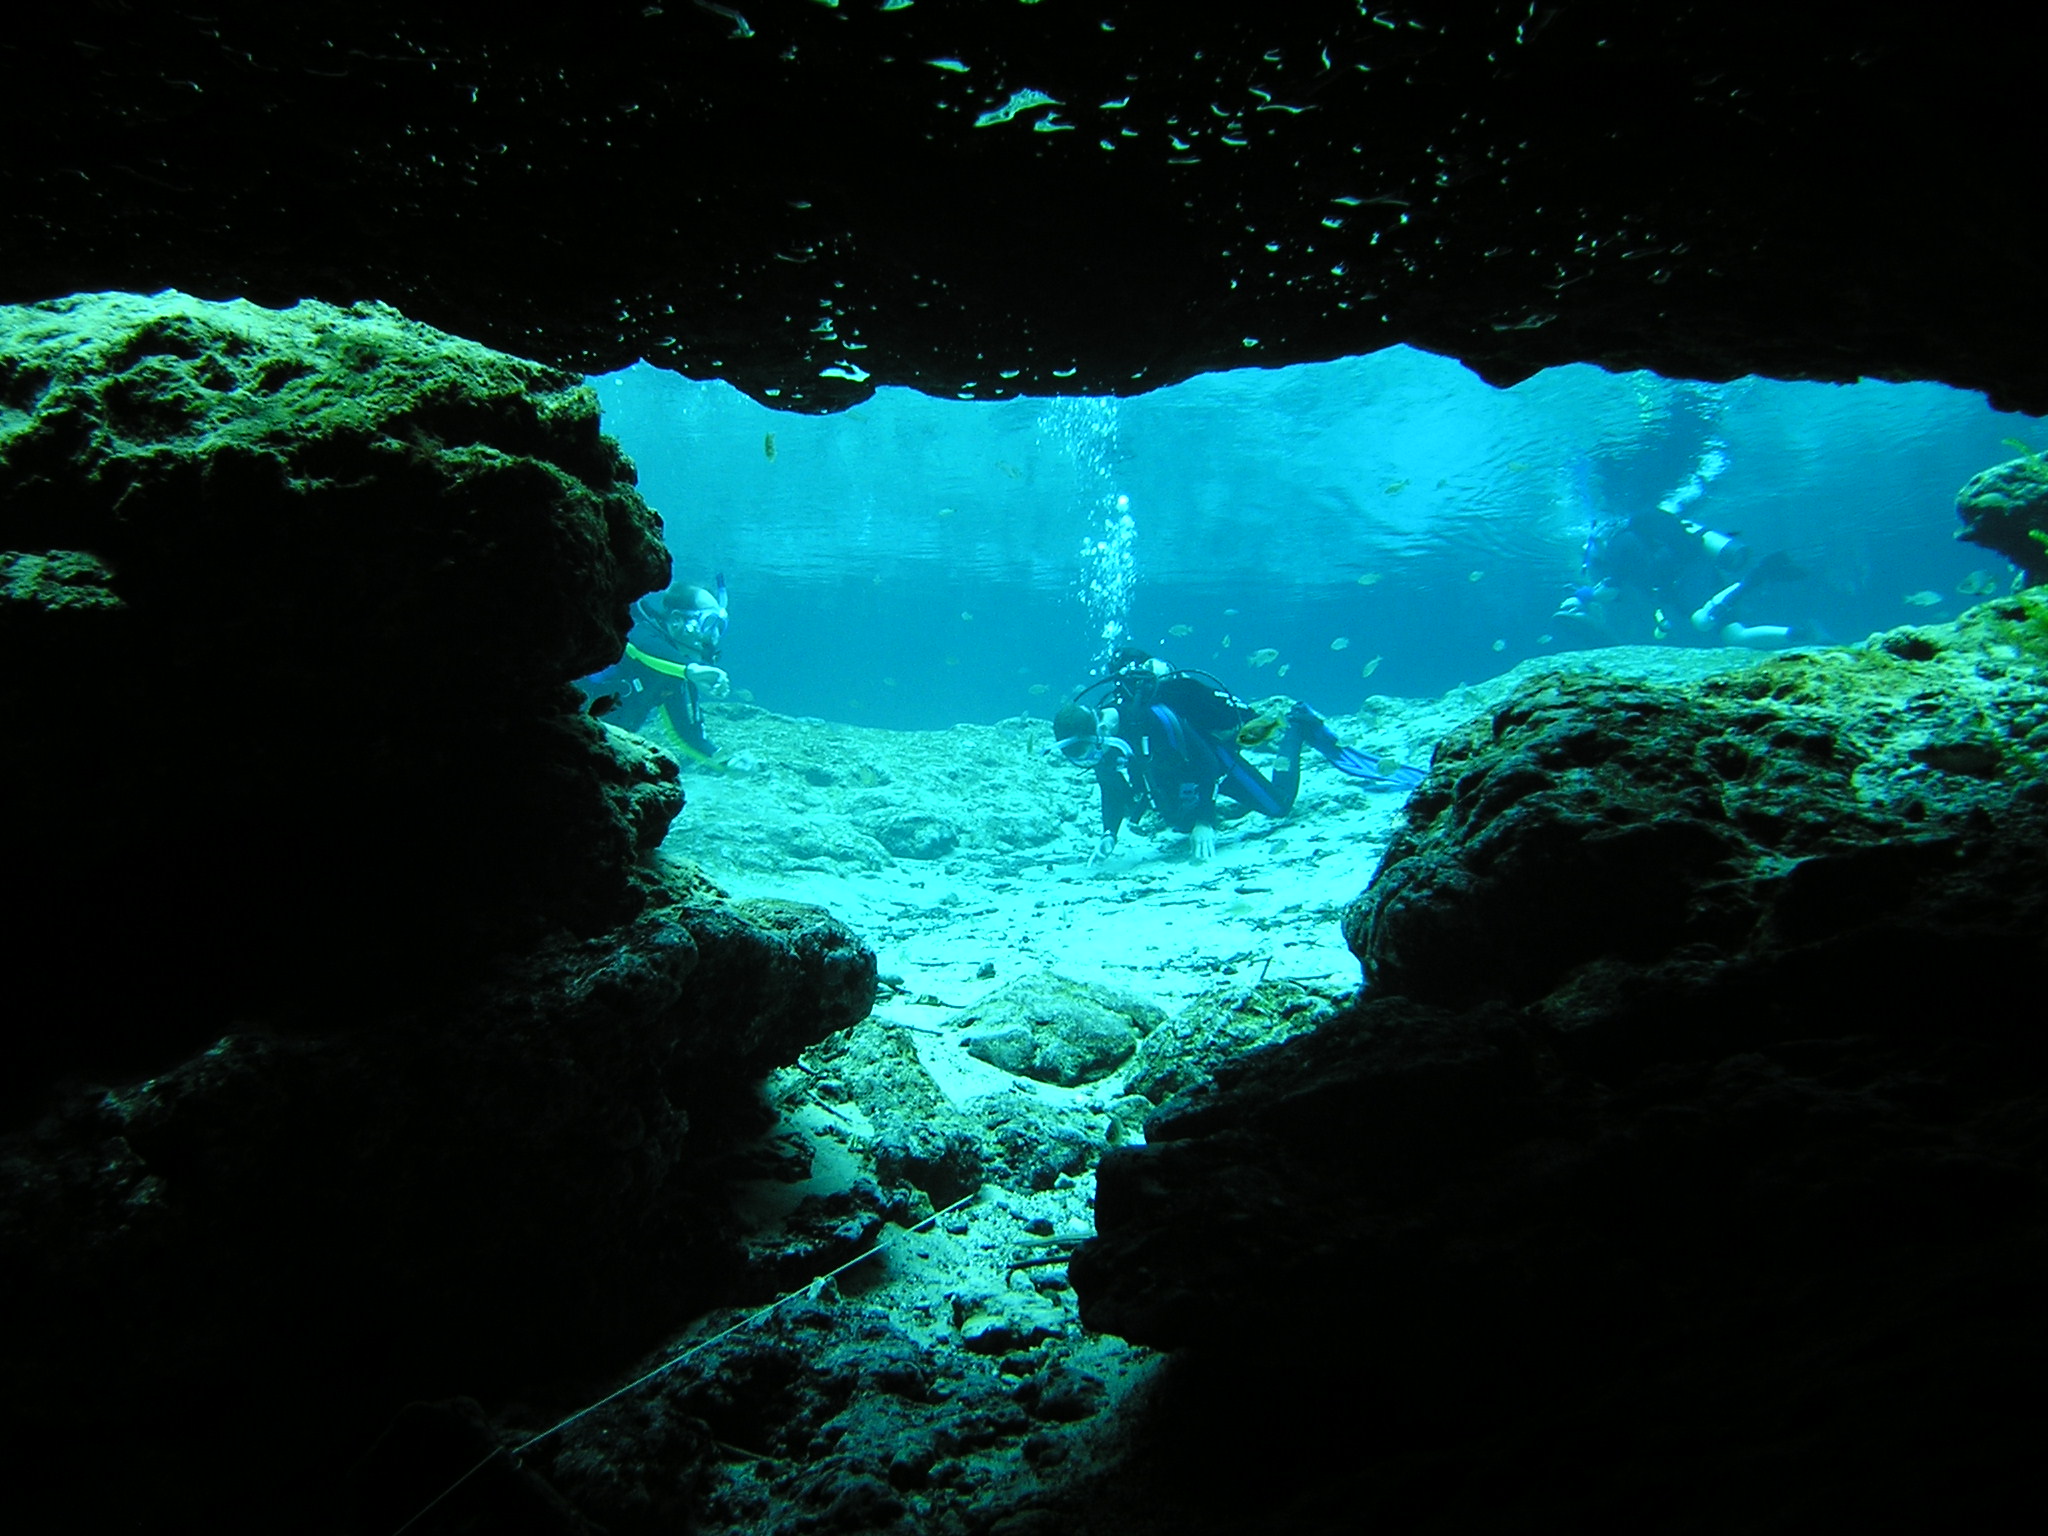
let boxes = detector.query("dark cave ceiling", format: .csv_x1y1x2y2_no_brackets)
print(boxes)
2,2,2043,414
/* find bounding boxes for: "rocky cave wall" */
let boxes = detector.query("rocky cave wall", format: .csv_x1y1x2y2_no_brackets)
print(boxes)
1075,609,2048,1529
0,291,876,1532
2,3,2045,414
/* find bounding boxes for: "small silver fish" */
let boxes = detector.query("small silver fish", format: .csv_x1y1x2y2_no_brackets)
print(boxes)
1902,590,1944,608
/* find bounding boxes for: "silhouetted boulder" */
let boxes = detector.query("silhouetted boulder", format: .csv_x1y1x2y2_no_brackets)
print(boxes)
1076,603,2048,1529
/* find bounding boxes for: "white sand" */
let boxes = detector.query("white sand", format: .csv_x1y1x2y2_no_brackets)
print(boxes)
665,645,1762,1037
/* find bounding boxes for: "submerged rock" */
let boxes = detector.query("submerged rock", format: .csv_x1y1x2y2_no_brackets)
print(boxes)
1121,978,1338,1107
0,293,880,1533
1346,625,2048,1008
1956,452,2048,585
1,290,676,1102
1075,609,2048,1528
871,808,961,860
959,972,1166,1088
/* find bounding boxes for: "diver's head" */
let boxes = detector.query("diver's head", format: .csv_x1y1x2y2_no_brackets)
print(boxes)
668,581,729,661
1052,702,1101,763
1051,702,1128,766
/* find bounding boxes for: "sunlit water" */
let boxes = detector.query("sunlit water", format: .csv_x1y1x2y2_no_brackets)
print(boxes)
592,348,2043,730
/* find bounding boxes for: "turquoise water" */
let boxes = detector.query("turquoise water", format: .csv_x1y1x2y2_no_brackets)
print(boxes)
592,349,2043,730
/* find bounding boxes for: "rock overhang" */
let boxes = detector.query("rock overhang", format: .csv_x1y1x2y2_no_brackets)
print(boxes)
2,4,2043,413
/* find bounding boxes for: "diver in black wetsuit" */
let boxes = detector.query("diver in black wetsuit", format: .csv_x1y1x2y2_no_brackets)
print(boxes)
1051,651,1423,866
578,575,730,761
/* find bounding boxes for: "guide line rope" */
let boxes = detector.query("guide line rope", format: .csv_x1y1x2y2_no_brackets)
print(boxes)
391,1189,982,1536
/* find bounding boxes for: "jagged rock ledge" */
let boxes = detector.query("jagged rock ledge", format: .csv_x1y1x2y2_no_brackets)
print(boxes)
0,292,878,1532
1073,596,2048,1530
1,289,681,1090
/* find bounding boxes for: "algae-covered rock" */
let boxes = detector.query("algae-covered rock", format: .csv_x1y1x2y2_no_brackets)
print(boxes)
0,294,892,1531
1956,452,2048,585
1122,979,1339,1106
1346,630,2048,1008
0,864,875,1523
0,289,666,694
0,291,676,1100
811,1014,1120,1201
1078,609,2048,1532
959,972,1166,1087
871,808,961,860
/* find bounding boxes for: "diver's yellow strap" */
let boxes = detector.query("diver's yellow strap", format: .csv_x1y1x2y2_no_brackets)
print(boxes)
624,640,696,679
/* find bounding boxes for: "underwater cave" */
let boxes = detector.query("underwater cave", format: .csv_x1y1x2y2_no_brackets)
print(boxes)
3,6,2046,1534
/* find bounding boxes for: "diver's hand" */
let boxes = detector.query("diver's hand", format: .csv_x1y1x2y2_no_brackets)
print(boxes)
1190,823,1217,862
685,664,731,698
1088,831,1117,868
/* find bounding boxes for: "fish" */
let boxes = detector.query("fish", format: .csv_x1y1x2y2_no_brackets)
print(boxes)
961,610,974,621
1237,715,1285,748
1537,632,1555,645
1468,569,1486,583
1223,607,1240,616
1168,623,1194,637
1330,637,1350,651
763,431,777,461
1384,479,1409,495
996,461,1023,479
1220,634,1232,648
936,506,955,518
1356,573,1381,587
588,692,622,718
1361,655,1382,678
1956,570,2002,597
1248,648,1280,667
1491,639,1507,652
1277,663,1291,677
1902,590,1944,607
1027,683,1050,696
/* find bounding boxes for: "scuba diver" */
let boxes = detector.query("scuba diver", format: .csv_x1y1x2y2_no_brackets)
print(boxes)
1050,651,1425,866
1556,443,1810,649
579,574,730,762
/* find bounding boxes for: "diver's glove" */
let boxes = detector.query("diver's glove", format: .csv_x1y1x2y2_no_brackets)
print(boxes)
1189,822,1217,862
1088,830,1117,867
